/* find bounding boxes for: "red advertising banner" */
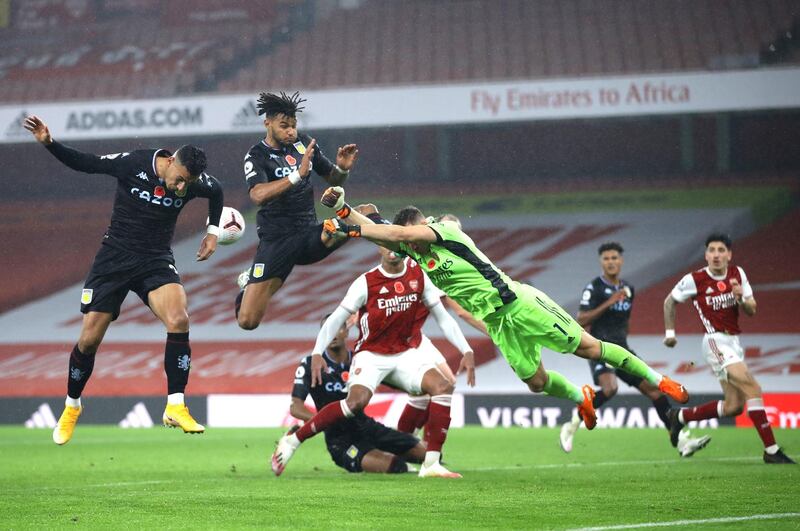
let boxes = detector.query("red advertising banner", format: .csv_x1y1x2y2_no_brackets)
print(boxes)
0,339,496,397
735,393,800,429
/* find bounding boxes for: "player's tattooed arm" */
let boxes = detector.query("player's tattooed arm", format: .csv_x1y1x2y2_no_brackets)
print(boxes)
25,115,121,175
324,144,358,186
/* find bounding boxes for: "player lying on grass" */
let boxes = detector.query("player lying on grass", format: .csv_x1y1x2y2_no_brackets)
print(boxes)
272,233,476,478
560,242,710,458
664,233,795,464
288,316,427,474
24,115,222,444
318,189,691,431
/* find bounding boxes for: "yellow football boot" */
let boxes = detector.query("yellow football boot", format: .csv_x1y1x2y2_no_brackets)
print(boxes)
162,404,205,434
53,405,82,445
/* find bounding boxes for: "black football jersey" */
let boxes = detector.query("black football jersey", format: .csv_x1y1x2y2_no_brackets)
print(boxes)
243,132,334,239
579,276,634,345
45,141,223,255
291,351,368,437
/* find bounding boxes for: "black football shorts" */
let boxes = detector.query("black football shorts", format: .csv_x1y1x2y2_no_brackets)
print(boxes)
325,417,419,473
247,223,343,284
80,244,181,320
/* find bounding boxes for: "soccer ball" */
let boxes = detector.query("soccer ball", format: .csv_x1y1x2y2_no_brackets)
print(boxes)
210,206,245,245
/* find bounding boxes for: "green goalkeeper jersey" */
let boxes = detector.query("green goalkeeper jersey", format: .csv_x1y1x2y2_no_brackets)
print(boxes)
399,220,518,320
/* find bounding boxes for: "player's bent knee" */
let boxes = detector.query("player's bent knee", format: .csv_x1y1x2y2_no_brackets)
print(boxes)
237,316,260,330
164,313,189,332
527,378,546,393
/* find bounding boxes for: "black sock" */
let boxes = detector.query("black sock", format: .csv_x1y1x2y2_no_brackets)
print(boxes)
592,390,610,409
652,395,672,428
67,344,95,399
164,332,191,394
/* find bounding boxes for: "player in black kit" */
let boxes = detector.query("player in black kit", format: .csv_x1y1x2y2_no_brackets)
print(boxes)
288,315,426,473
235,92,358,330
558,242,711,457
24,115,223,445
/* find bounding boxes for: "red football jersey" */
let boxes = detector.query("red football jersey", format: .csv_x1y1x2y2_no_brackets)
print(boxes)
671,265,752,335
341,259,439,355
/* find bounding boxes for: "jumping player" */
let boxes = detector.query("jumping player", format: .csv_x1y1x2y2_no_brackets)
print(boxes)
235,92,358,330
24,115,223,444
664,233,795,464
560,242,710,457
272,243,475,478
289,316,426,474
320,197,690,431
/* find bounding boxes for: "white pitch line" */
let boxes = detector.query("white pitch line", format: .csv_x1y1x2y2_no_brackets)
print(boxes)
566,512,800,531
463,455,757,472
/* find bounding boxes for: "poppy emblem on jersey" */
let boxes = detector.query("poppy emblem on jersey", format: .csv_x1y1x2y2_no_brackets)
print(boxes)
154,186,165,198
285,154,297,166
341,371,349,382
253,263,265,278
409,280,419,291
294,141,306,154
716,281,727,292
427,259,436,269
394,281,405,294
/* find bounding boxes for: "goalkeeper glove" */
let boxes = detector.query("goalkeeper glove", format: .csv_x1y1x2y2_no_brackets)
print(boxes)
323,217,361,238
320,186,352,218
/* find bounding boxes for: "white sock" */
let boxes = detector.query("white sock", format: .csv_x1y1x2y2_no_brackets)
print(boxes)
424,451,441,467
167,393,184,405
765,444,779,455
570,410,581,427
65,396,81,408
407,395,431,410
288,433,301,448
678,409,686,424
717,400,725,418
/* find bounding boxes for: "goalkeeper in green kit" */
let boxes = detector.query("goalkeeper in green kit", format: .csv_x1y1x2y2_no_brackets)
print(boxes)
320,187,689,429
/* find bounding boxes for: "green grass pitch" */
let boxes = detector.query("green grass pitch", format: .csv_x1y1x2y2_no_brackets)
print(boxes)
1,427,798,530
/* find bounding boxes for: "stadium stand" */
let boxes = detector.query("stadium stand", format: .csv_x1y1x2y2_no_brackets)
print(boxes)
1,0,799,102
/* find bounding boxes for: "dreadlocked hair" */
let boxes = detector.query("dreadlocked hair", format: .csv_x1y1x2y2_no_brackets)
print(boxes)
256,91,306,118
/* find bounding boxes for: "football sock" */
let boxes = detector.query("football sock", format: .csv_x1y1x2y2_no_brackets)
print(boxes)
542,371,584,403
167,393,184,405
680,400,721,422
295,399,353,443
746,398,778,452
652,395,672,428
592,389,610,409
388,456,409,474
67,344,95,399
424,395,452,455
398,396,430,433
599,341,661,385
164,332,191,394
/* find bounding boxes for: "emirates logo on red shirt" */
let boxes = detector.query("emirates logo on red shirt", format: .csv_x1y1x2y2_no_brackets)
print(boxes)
154,186,166,198
394,281,405,294
716,281,727,292
285,154,297,165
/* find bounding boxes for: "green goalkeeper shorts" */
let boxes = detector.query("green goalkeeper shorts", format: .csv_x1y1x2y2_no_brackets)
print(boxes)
483,283,583,380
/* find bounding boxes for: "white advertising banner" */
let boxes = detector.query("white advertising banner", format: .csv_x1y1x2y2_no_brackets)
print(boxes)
2,68,799,143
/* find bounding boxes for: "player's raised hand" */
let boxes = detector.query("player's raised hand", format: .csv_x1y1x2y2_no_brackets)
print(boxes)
336,144,359,171
299,138,317,178
23,115,53,144
196,234,217,261
458,351,476,387
323,217,361,238
310,354,328,388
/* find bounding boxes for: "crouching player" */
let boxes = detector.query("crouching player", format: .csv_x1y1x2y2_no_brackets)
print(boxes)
289,316,426,474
